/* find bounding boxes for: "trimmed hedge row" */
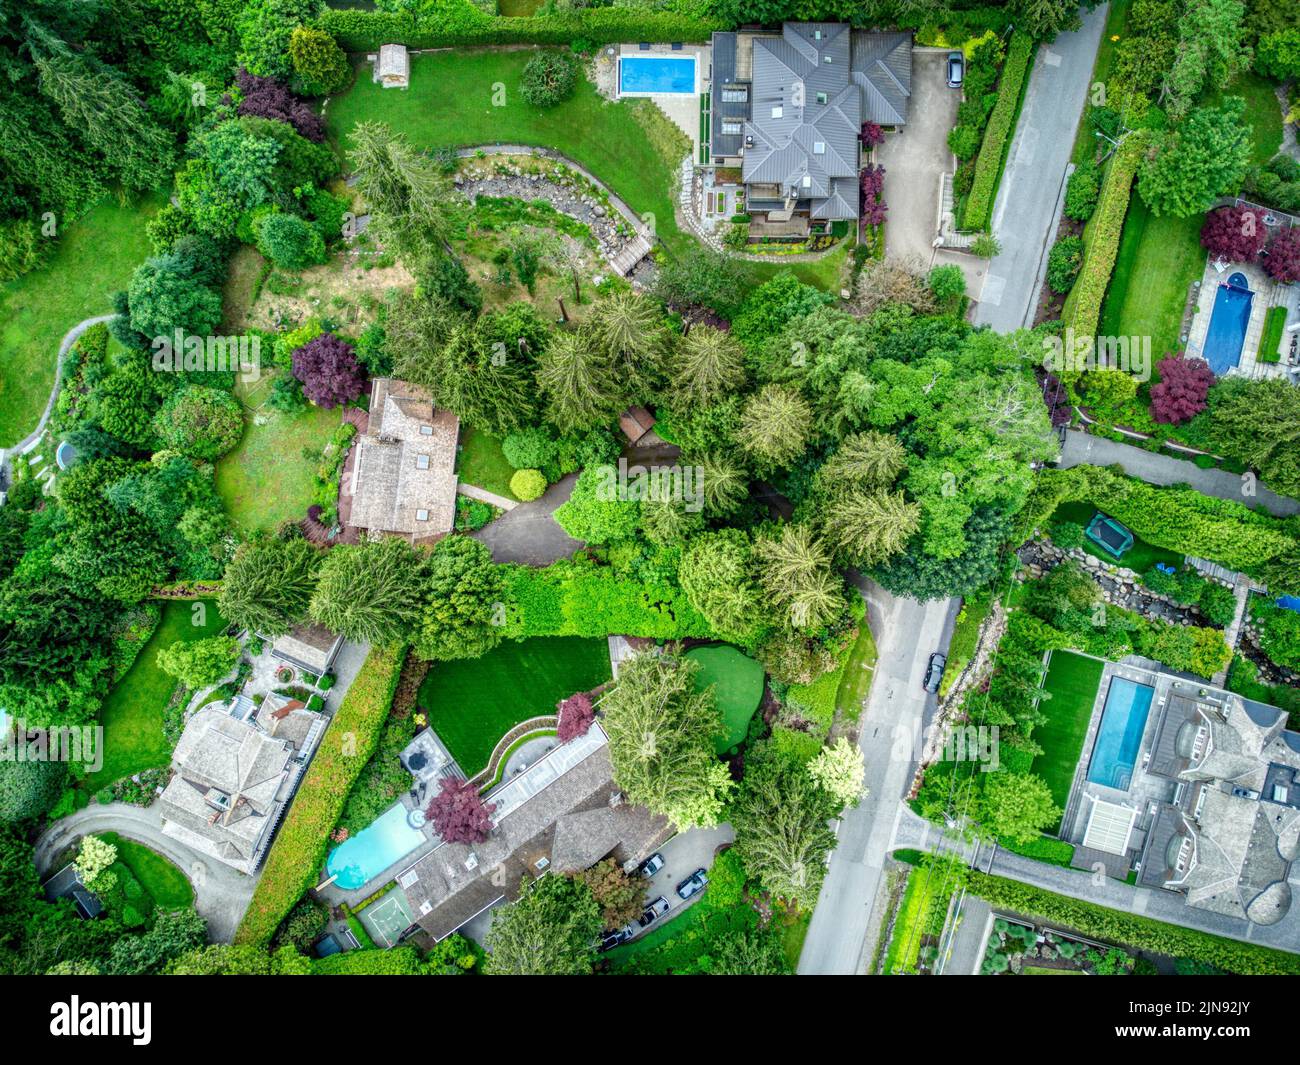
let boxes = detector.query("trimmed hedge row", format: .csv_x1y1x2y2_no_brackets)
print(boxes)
968,870,1300,975
235,644,407,946
1062,133,1145,341
961,31,1034,231
319,7,720,53
1019,465,1299,573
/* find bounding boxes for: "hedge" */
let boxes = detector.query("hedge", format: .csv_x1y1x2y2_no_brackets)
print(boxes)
967,870,1300,975
1062,133,1146,342
319,6,720,53
234,644,407,946
961,31,1035,231
1018,465,1299,573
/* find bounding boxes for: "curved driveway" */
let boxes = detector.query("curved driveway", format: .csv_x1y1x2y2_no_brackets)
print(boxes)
34,802,255,944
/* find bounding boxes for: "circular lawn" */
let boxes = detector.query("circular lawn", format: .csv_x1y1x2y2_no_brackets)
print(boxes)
685,645,765,755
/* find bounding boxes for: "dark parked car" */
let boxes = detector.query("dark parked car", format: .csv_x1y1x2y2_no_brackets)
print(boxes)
639,852,665,878
676,869,708,900
600,927,633,951
946,51,964,88
639,895,670,927
923,652,947,693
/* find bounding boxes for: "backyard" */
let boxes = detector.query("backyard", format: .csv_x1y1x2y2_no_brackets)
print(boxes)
0,192,163,447
417,635,612,774
214,373,345,534
84,600,229,794
684,644,765,754
1028,649,1105,811
456,424,519,501
1050,500,1184,572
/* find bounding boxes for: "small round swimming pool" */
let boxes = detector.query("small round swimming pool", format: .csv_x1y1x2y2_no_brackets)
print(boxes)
1227,271,1249,289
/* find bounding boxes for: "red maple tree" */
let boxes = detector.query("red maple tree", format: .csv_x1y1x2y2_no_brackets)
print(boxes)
1149,354,1215,425
426,778,496,844
1264,227,1300,283
556,692,595,742
1200,206,1267,262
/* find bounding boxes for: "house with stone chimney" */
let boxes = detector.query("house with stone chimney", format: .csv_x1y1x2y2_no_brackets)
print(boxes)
158,693,327,874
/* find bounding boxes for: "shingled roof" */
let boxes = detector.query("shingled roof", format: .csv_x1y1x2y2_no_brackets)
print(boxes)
347,377,459,540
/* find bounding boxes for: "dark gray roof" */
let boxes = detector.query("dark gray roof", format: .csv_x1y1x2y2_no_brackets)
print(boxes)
710,32,747,158
851,30,912,126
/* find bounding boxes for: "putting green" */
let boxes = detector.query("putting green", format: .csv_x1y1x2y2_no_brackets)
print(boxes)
685,645,765,755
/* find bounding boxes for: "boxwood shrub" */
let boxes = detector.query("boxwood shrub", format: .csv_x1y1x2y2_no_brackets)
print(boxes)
235,644,406,946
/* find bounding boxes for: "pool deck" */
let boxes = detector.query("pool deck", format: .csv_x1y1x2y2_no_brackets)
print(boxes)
1185,257,1292,379
595,43,711,160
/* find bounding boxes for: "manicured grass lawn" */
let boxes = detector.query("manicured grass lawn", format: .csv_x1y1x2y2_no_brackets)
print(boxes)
883,868,944,975
456,424,518,501
214,378,342,534
1100,196,1204,361
685,644,765,754
1206,72,1284,166
940,589,993,699
85,600,228,793
0,192,164,447
1051,500,1184,572
100,832,194,911
327,49,690,254
834,618,879,719
417,636,612,775
1023,965,1081,974
1029,649,1105,812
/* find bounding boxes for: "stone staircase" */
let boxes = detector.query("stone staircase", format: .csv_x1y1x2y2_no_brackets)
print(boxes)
937,173,977,250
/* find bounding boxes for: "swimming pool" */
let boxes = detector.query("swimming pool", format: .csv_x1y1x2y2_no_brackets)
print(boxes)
1086,677,1155,790
1201,271,1253,375
325,802,426,890
619,55,697,96
1277,595,1300,613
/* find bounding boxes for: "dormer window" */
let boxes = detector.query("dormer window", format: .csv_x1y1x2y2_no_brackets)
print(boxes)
416,453,430,470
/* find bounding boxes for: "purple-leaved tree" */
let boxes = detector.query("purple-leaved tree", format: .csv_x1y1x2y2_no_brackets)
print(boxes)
1149,354,1215,425
427,778,496,845
291,333,366,409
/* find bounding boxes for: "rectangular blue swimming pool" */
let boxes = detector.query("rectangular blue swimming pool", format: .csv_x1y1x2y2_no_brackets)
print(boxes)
1201,272,1253,374
619,55,697,95
1086,677,1155,790
325,802,425,890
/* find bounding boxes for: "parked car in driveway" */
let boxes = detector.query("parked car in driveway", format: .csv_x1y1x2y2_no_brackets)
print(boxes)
946,51,964,88
923,652,947,693
638,852,665,878
639,895,670,927
600,926,633,951
676,869,708,900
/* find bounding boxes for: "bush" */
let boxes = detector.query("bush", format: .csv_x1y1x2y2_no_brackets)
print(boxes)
255,212,326,271
502,426,558,470
927,263,966,310
1049,520,1085,549
1063,161,1100,222
947,124,982,160
235,646,406,946
509,468,547,501
1065,133,1145,342
520,51,576,108
152,386,244,461
1200,206,1267,262
1149,354,1214,425
1046,235,1084,294
962,32,1034,230
288,26,350,96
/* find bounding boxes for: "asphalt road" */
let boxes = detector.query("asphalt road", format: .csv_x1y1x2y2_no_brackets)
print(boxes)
974,5,1108,332
797,580,959,975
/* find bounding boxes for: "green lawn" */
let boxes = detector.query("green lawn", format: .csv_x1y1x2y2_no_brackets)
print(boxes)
685,644,765,754
0,192,164,447
417,636,612,775
834,618,879,719
100,832,194,911
456,424,518,501
1051,500,1184,572
1071,0,1131,165
85,600,228,793
940,589,993,699
327,49,690,254
214,375,343,534
883,868,944,975
1023,965,1082,975
1206,71,1284,166
1099,196,1204,361
1029,649,1105,812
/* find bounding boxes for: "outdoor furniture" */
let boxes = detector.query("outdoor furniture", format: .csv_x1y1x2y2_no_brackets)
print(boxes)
1085,512,1135,559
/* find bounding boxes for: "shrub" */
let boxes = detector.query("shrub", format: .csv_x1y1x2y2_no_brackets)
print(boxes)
1198,582,1238,628
969,232,1001,258
1063,161,1100,221
962,32,1034,230
153,386,244,460
520,51,576,108
255,212,326,271
1046,235,1084,294
927,263,966,310
234,69,325,143
556,691,595,741
236,646,405,946
509,468,547,501
502,426,558,470
288,26,350,96
947,124,981,160
1049,520,1085,549
1065,132,1145,342
1264,227,1300,284
1200,206,1267,262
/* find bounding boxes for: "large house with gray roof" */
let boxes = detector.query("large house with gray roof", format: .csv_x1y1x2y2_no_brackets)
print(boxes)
710,23,911,230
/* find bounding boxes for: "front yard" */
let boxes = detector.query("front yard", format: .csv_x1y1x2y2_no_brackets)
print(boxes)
417,635,612,775
456,424,519,501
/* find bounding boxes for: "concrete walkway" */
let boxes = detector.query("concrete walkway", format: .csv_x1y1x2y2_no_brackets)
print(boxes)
457,482,517,511
974,6,1108,331
34,802,256,943
1059,429,1300,517
470,471,582,565
1,314,116,485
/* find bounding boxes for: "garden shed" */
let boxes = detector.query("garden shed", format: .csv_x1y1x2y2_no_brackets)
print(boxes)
374,44,410,89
